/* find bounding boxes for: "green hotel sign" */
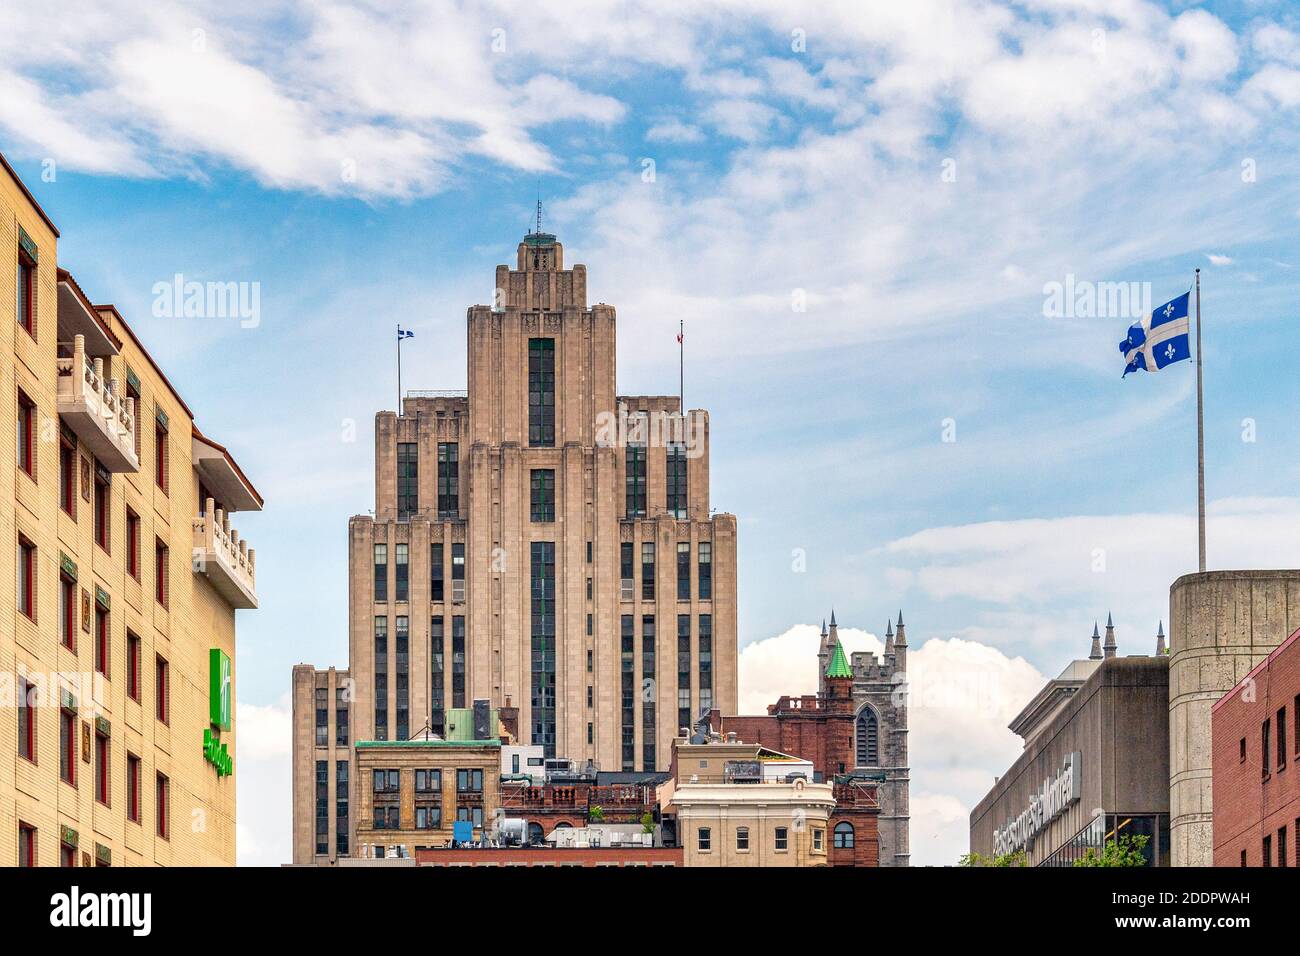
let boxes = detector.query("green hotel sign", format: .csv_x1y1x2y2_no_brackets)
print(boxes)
205,649,233,777
209,648,232,731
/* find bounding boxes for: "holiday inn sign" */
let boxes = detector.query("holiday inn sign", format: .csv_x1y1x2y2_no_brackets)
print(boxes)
206,649,233,777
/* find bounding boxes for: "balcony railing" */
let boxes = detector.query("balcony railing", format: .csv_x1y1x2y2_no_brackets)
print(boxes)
192,499,257,609
56,334,139,473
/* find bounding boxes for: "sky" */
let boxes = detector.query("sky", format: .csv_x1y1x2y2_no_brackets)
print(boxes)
5,0,1300,867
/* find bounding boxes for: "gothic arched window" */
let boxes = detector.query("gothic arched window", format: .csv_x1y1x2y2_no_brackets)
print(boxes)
856,707,879,767
834,822,855,849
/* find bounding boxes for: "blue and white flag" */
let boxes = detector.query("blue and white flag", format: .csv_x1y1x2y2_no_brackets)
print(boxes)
1119,291,1191,377
398,326,414,341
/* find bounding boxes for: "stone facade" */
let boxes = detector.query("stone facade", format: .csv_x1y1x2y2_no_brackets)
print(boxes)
1,152,261,867
292,229,739,864
1168,570,1300,866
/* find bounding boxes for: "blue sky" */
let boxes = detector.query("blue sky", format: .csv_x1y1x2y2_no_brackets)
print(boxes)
6,0,1300,865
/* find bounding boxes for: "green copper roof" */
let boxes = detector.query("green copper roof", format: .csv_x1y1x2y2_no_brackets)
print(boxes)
826,641,852,678
355,739,501,749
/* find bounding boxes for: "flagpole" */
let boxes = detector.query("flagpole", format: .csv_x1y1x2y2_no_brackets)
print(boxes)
397,324,402,415
1195,268,1205,572
679,318,684,412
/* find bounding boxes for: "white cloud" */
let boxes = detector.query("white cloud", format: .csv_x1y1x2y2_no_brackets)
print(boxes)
1206,253,1233,266
646,118,705,144
236,696,292,866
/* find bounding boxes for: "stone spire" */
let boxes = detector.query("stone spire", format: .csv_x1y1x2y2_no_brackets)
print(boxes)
817,615,832,698
884,618,895,656
1156,620,1167,656
1089,622,1103,660
1103,612,1117,659
894,611,906,647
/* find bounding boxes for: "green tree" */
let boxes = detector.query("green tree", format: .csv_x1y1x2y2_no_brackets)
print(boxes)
640,811,654,834
1072,834,1149,867
958,849,1027,867
587,805,605,823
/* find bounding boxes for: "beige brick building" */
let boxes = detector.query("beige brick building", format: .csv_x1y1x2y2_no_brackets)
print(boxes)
292,228,738,864
1,153,262,867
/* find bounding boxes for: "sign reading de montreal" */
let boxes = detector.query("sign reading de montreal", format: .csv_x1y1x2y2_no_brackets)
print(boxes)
992,751,1082,857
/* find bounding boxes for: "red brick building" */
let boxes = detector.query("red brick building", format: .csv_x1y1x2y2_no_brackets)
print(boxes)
1212,625,1300,867
499,780,658,843
416,846,680,866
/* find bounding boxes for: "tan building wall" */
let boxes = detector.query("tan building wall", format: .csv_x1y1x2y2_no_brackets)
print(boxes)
292,231,739,864
1169,569,1300,866
1,153,261,867
672,781,834,867
352,740,500,859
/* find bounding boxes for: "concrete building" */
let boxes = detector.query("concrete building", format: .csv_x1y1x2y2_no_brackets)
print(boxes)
970,623,1170,867
1168,570,1300,866
713,611,907,865
2,152,262,867
1211,625,1300,866
291,227,738,864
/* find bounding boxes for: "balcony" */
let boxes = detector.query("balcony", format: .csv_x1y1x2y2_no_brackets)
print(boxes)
192,500,257,609
56,335,139,473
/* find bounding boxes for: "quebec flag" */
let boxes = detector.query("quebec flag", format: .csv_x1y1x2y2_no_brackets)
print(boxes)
1119,291,1191,377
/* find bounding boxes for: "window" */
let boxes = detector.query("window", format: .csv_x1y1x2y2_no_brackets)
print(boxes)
416,806,441,830
431,542,444,601
60,574,76,649
18,678,35,762
94,604,109,677
698,542,712,600
95,729,110,806
336,687,349,746
374,617,388,740
373,543,388,602
126,631,142,702
667,443,688,518
437,443,459,516
156,655,169,724
1241,848,1247,867
775,827,789,851
17,389,35,476
642,615,656,771
641,542,655,600
621,615,635,770
857,707,880,766
372,768,400,792
431,615,445,736
17,243,35,337
1263,718,1272,779
315,761,328,853
452,615,466,708
625,443,646,516
396,442,418,519
154,420,168,492
395,543,409,602
697,827,711,851
530,469,555,522
156,773,170,840
155,539,168,607
1263,834,1272,867
1279,707,1288,771
336,761,349,855
17,536,35,620
60,841,76,868
415,769,441,792
677,615,691,732
677,543,690,600
315,687,328,747
531,542,557,757
528,338,555,447
456,768,484,793
19,823,36,867
126,509,140,579
60,433,76,516
93,469,109,552
60,705,76,785
126,754,141,824
126,380,141,459
451,542,465,603
813,828,824,852
698,614,713,715
1240,737,1247,764
1280,826,1289,868
736,827,749,850
395,616,409,740
620,542,634,600
834,821,856,849
586,540,593,563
